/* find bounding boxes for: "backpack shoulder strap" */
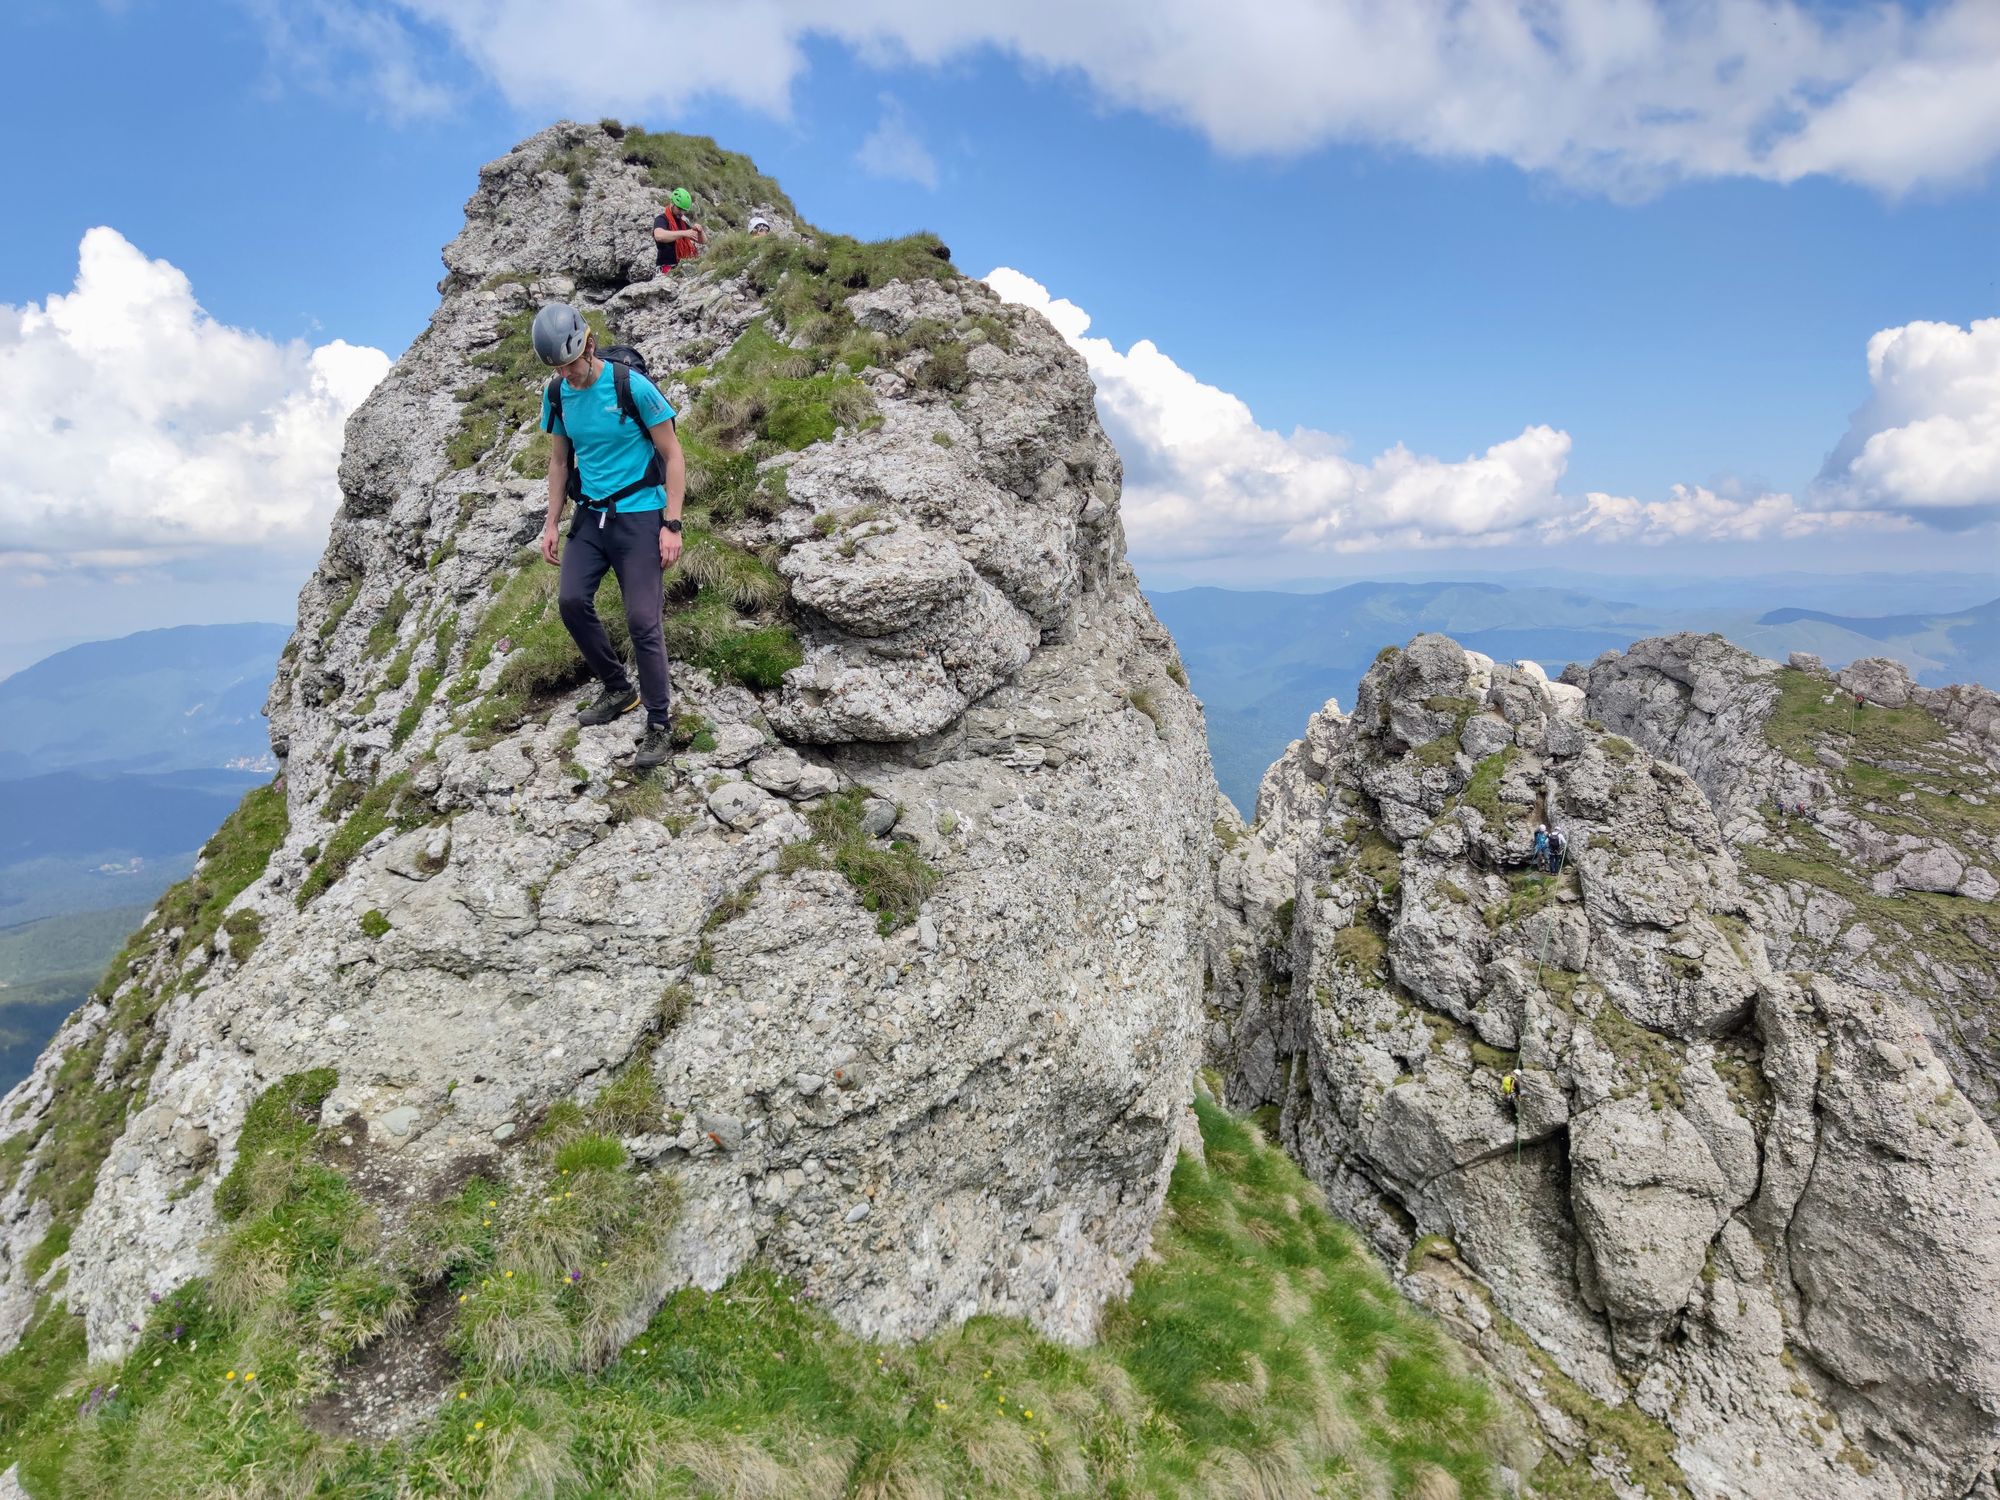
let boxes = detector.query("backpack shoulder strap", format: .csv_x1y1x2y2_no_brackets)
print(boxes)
545,375,565,428
612,360,646,428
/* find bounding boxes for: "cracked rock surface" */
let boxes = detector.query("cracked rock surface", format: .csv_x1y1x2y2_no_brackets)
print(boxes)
1210,634,2000,1500
1570,633,2000,1128
0,122,1212,1374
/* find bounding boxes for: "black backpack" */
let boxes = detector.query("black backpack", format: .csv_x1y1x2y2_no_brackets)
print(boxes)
545,345,664,512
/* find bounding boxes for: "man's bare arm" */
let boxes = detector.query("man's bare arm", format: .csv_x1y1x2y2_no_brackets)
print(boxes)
540,433,570,565
652,421,686,566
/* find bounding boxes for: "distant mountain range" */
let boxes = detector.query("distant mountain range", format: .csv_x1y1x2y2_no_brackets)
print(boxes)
0,622,288,778
1151,578,2000,811
1753,596,2000,680
0,624,286,1089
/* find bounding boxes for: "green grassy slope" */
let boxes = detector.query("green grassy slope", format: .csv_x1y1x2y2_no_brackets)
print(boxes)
0,1093,1508,1499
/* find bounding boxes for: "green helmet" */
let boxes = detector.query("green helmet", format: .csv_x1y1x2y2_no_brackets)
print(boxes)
669,188,693,211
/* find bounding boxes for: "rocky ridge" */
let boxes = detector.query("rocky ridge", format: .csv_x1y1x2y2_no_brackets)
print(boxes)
1210,634,2000,1498
1571,634,2000,1125
0,118,1994,1500
0,122,1212,1398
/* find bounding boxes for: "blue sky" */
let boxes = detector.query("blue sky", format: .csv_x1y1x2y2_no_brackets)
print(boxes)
2,0,1996,644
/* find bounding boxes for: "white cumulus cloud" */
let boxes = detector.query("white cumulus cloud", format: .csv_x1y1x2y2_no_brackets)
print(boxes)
986,266,1907,558
291,0,2000,197
0,228,390,581
1552,486,1905,546
1814,318,2000,526
984,266,1576,557
855,95,939,189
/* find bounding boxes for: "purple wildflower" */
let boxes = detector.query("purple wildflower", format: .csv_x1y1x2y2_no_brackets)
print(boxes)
172,1323,185,1339
567,1270,582,1284
149,1291,161,1305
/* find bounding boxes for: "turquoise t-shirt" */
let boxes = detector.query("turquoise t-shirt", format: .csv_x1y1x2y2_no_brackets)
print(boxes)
540,363,677,513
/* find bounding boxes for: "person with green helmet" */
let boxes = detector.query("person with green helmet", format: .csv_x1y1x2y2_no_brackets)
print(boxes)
653,187,705,274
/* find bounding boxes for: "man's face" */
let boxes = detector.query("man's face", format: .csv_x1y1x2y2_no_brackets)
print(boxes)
555,347,594,387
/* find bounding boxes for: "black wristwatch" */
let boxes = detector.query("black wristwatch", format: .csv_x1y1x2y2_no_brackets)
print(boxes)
663,519,682,533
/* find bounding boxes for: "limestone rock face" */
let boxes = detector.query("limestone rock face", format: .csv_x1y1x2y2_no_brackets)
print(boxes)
0,123,1212,1371
1568,633,2000,1127
1211,635,2000,1500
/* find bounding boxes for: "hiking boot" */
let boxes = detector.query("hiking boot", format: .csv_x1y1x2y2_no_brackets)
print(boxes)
633,721,673,771
578,685,640,726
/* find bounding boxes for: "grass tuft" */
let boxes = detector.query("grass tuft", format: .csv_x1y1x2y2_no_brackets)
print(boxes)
1459,747,1521,837
363,587,411,661
213,1068,338,1223
298,773,431,906
318,579,361,641
779,790,938,933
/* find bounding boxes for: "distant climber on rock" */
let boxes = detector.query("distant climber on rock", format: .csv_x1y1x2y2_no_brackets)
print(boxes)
531,301,685,772
748,214,772,237
1533,823,1550,870
1545,826,1567,872
654,188,704,273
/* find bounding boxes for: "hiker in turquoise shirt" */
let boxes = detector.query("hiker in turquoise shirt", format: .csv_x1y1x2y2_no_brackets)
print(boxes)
531,302,686,772
539,350,677,512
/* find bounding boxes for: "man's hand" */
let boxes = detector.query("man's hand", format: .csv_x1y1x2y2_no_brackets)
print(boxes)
660,524,683,568
540,521,561,567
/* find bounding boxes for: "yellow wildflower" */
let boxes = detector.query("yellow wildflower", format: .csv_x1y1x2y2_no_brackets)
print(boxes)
224,1371,236,1381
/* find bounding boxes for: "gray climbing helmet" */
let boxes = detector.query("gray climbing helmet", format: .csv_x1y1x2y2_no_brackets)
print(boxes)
531,302,590,366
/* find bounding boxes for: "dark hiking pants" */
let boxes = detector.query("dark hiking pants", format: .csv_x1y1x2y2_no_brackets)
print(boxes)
558,508,672,725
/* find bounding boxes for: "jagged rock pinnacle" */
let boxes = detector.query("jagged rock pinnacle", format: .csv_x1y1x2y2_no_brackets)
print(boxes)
0,124,1214,1398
